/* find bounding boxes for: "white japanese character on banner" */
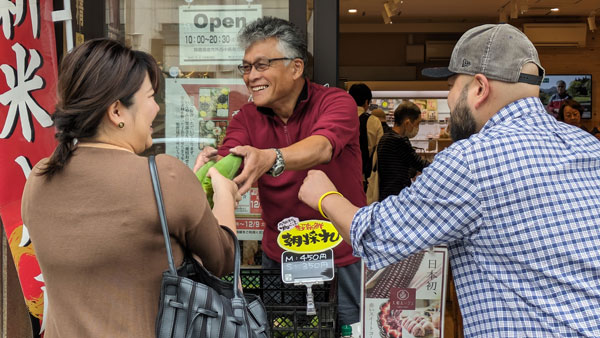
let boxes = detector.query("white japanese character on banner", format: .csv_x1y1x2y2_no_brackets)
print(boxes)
15,155,33,247
0,0,17,39
15,154,32,178
0,0,40,39
34,273,47,334
0,42,52,142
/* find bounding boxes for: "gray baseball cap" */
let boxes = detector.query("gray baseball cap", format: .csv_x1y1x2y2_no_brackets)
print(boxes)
422,24,545,85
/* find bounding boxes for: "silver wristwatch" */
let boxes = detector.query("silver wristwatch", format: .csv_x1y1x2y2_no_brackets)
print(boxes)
267,148,285,177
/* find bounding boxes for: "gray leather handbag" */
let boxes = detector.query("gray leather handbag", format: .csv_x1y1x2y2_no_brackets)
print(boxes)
149,156,269,338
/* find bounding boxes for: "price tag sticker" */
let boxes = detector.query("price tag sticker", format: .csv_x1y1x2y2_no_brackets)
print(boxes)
281,249,334,284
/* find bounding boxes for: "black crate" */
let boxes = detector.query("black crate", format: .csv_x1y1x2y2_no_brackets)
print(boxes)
223,268,338,338
236,268,335,305
269,303,336,338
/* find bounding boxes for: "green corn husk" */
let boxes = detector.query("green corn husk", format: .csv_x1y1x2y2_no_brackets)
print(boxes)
197,154,242,207
212,154,243,179
195,160,215,182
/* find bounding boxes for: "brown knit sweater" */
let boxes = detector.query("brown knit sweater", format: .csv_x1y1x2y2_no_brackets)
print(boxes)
21,147,235,338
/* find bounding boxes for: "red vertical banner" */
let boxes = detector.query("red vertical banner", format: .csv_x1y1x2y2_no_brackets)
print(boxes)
0,0,59,335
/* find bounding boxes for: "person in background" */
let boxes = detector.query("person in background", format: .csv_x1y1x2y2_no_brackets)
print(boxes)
546,80,571,118
557,99,588,132
592,128,600,141
349,83,383,191
371,108,392,133
376,102,430,201
193,17,363,327
298,24,600,337
21,39,240,338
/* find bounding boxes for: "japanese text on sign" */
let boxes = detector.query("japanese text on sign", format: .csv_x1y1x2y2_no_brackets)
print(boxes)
277,220,343,253
235,218,265,241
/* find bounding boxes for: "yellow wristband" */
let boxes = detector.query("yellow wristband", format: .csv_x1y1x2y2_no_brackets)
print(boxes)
318,191,343,219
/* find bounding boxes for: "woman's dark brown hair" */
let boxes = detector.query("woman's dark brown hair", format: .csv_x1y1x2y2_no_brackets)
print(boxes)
557,99,583,122
39,38,161,178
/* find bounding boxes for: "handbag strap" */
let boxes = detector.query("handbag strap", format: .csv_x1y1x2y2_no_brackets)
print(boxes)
149,155,177,275
148,156,243,299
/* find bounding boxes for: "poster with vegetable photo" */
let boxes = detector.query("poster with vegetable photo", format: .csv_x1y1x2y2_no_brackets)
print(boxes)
164,79,249,168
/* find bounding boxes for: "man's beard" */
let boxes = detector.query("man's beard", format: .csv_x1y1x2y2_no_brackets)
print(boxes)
449,86,477,141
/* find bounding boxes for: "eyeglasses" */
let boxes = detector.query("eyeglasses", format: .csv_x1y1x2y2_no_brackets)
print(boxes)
237,57,298,75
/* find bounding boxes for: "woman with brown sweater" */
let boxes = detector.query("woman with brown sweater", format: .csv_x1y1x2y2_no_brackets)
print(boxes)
21,39,241,338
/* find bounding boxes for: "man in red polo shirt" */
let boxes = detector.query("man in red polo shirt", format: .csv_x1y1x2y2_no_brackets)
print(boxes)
193,16,365,326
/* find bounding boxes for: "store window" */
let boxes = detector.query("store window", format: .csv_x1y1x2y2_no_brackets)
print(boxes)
108,0,290,243
110,0,290,164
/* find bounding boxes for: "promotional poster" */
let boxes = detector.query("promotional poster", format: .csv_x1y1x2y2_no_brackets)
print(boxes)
363,247,449,338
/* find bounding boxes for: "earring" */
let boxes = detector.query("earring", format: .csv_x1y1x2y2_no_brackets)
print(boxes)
118,122,125,128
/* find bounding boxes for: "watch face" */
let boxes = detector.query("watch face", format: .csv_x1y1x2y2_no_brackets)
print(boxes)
272,164,284,177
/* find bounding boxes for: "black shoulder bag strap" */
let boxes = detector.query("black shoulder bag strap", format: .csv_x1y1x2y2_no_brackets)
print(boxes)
149,155,177,275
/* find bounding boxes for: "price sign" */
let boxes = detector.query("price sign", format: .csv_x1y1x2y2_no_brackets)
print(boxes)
281,249,335,284
179,5,262,65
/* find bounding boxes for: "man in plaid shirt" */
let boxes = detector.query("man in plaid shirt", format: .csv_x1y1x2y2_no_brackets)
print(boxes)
299,24,600,337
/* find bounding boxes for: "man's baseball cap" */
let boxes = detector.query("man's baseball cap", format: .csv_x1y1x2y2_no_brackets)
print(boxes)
422,24,545,85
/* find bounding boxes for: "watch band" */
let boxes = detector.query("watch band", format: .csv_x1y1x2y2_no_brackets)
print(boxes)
267,148,285,177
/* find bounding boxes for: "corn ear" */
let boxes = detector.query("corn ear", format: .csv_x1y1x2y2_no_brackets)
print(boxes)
200,154,242,208
195,160,215,183
213,154,243,179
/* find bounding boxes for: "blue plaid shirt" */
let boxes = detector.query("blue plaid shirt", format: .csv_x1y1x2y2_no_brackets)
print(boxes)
352,97,600,337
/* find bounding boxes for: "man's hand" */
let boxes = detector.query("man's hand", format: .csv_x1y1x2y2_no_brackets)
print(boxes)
193,146,219,173
298,170,338,211
229,146,277,195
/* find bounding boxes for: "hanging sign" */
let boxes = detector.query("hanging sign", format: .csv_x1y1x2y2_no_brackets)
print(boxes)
179,5,262,65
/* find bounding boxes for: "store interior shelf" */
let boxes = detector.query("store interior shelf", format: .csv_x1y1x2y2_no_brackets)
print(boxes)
344,80,448,92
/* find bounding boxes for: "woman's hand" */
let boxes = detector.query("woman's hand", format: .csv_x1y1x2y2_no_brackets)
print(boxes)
207,167,241,208
208,167,240,235
298,170,338,211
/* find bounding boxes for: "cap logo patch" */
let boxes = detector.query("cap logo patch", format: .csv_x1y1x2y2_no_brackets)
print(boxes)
462,59,471,67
